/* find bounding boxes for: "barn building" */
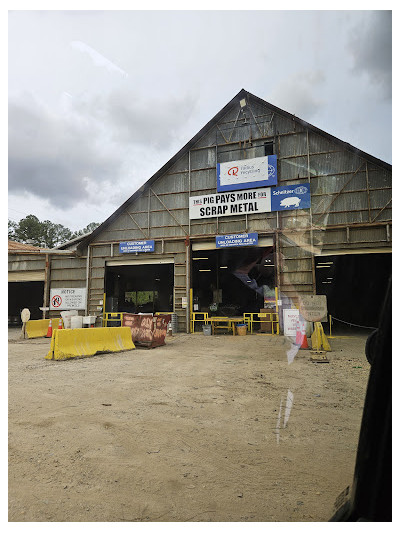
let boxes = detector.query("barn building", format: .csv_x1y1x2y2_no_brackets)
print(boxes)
8,89,392,332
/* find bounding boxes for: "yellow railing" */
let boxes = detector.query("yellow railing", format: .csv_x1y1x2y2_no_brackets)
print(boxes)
243,312,280,335
190,312,210,333
102,312,124,327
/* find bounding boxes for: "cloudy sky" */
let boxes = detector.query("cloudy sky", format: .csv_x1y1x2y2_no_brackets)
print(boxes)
8,8,392,232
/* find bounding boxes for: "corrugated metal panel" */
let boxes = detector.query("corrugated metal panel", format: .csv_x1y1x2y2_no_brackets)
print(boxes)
106,257,174,266
312,172,367,194
51,269,86,281
309,151,364,176
308,131,338,154
279,132,307,157
369,189,392,209
368,168,391,189
9,258,46,271
163,242,185,254
350,226,387,244
152,173,189,194
51,257,86,269
275,114,296,135
281,272,313,285
280,158,309,179
8,271,44,282
317,248,391,256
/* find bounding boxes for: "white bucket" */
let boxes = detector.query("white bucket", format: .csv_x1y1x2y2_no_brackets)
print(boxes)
82,315,96,326
61,310,78,329
71,315,83,329
202,324,212,336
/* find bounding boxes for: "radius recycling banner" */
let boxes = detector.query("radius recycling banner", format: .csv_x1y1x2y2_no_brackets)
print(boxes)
217,155,277,192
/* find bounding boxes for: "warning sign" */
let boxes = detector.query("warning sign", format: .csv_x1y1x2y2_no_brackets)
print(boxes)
50,288,86,310
299,295,327,322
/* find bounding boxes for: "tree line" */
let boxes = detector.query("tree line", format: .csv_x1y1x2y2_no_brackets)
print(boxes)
8,215,100,249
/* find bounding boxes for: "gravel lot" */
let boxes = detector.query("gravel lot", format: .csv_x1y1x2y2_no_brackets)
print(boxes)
8,327,370,522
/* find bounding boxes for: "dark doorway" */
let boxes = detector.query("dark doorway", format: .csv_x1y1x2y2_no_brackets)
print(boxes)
192,246,276,316
105,263,174,314
8,281,44,325
315,253,391,332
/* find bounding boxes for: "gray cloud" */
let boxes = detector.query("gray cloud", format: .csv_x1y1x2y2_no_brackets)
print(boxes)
8,99,121,209
74,91,198,149
270,70,326,120
347,11,392,99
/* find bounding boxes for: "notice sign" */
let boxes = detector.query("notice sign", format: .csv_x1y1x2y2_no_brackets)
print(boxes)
283,308,299,337
299,295,327,322
119,240,155,253
216,232,258,248
217,155,277,192
50,288,86,310
271,183,311,211
189,188,271,220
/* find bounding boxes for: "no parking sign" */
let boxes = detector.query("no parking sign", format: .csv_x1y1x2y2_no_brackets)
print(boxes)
50,288,86,310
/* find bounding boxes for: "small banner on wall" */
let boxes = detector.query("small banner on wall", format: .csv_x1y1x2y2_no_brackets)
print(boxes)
271,183,311,211
119,240,155,253
216,233,258,248
217,155,277,192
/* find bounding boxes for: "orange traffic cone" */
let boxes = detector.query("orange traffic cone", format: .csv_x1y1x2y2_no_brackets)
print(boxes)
298,319,309,349
46,319,53,338
295,318,309,349
58,318,63,330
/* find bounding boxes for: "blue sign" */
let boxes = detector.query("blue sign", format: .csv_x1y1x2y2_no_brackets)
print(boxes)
217,155,277,192
271,183,311,211
216,233,258,248
119,240,155,253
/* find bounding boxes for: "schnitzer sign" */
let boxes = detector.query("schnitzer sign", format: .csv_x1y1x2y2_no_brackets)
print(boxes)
189,188,271,220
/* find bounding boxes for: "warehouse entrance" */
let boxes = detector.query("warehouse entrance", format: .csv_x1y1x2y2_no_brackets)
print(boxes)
315,252,391,332
192,246,276,316
8,281,44,325
105,261,174,314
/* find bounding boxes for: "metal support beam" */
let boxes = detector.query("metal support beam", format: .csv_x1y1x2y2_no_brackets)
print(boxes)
314,162,366,224
150,188,189,236
124,210,149,239
370,198,392,223
42,254,50,319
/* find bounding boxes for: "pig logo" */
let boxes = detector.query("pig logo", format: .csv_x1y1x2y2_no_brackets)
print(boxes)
280,196,301,208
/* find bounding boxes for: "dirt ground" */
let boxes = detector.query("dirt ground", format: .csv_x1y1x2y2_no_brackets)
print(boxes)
8,327,371,522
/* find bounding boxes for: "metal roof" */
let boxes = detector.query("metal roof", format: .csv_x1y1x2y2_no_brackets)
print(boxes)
78,88,392,251
8,240,44,252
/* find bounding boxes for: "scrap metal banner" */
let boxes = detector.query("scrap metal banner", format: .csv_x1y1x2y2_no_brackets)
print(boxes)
217,155,277,192
189,188,271,220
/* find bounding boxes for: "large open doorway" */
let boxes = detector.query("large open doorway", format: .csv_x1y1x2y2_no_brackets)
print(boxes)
8,281,44,325
105,262,174,314
315,252,391,333
192,246,276,316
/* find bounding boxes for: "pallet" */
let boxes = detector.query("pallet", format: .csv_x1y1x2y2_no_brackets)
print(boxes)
310,350,329,363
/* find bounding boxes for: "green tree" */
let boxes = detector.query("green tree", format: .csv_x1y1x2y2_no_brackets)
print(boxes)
71,221,100,238
8,215,101,248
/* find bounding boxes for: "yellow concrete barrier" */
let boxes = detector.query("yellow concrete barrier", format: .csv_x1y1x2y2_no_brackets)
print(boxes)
45,327,135,360
26,318,62,338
